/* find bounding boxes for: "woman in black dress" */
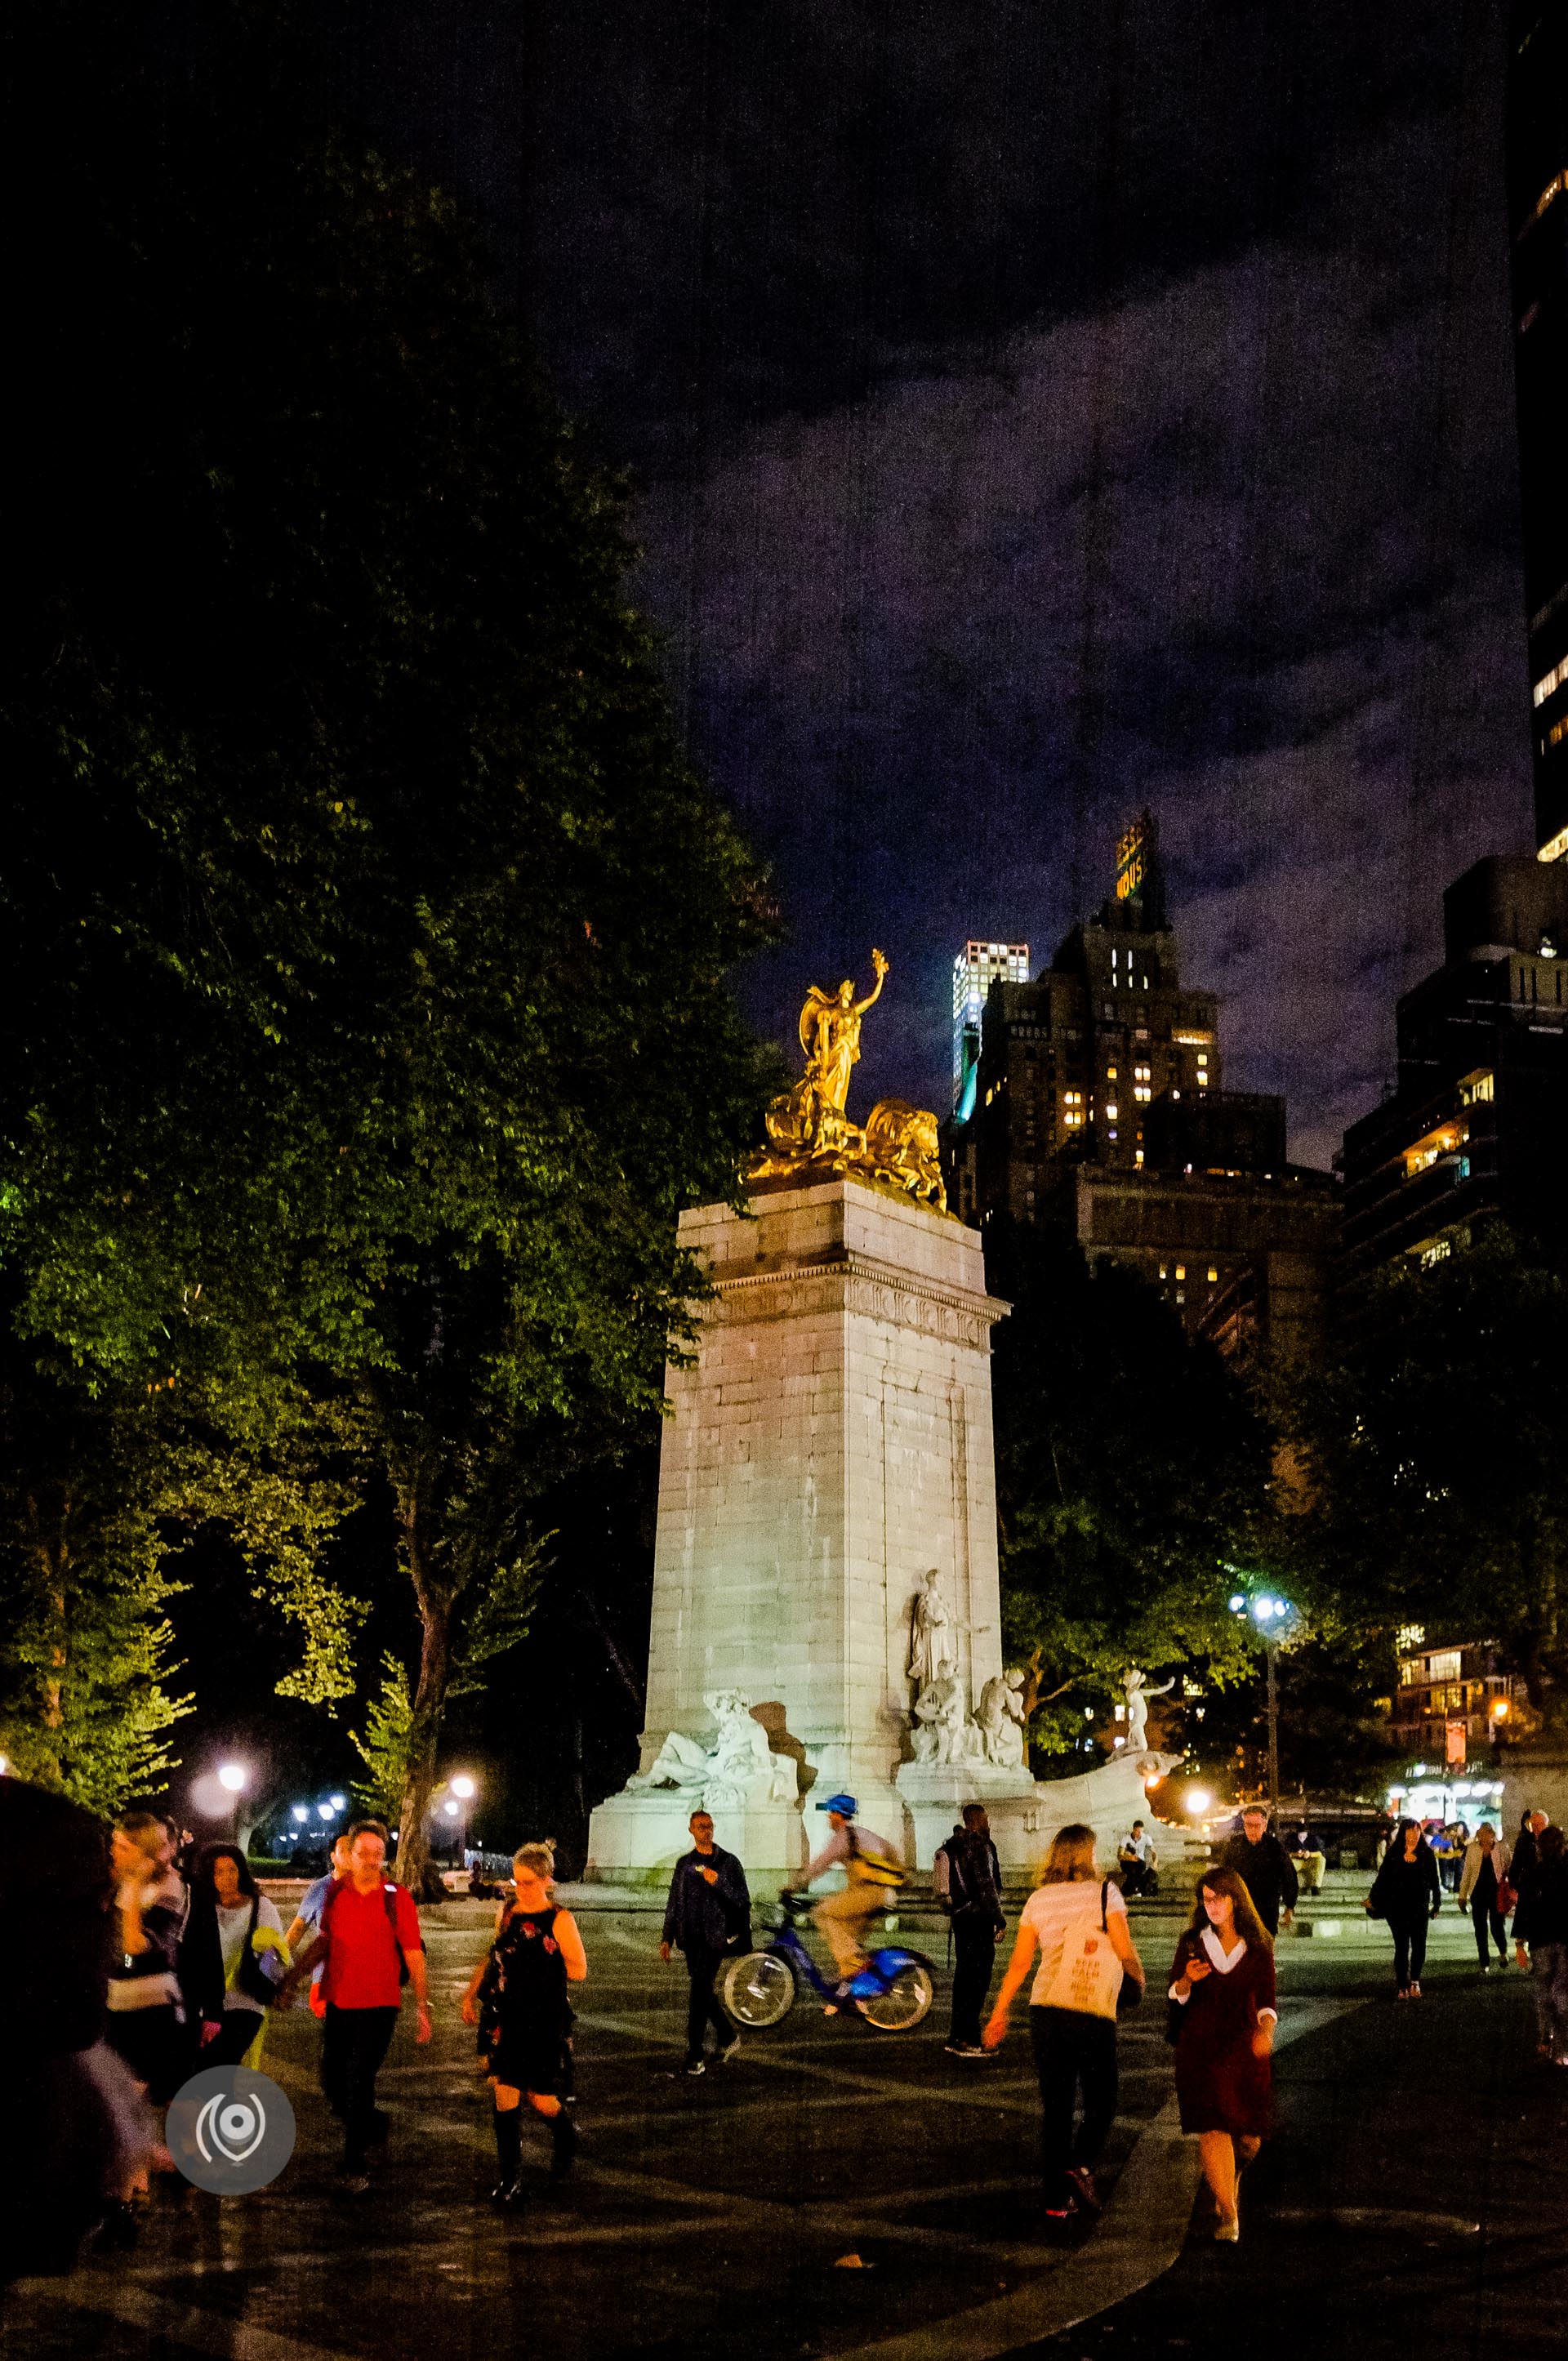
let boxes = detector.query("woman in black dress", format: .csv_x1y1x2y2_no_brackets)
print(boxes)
461,1842,587,2203
1365,1818,1442,1998
1168,1867,1276,2243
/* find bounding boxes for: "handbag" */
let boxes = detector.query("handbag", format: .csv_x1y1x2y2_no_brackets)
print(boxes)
1035,1884,1127,2018
1496,1878,1519,1918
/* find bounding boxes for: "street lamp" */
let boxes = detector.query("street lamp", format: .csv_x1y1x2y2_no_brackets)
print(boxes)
216,1761,247,1845
1226,1582,1295,1824
444,1773,479,1869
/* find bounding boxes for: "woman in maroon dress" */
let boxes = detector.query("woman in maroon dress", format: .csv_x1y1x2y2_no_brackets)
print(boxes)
1168,1866,1276,2243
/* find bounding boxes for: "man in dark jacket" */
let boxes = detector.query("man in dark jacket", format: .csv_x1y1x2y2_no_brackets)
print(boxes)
934,1805,1005,2057
1219,1806,1298,1936
660,1811,751,2075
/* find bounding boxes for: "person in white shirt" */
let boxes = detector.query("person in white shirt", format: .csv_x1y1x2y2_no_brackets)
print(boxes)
791,1793,902,1993
1117,1821,1159,1897
983,1823,1145,2223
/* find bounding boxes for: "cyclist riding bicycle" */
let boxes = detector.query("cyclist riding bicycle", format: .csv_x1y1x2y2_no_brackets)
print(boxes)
788,1793,904,2000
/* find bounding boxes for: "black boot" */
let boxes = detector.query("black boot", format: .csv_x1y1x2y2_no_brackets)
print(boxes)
549,2105,578,2179
490,2105,523,2203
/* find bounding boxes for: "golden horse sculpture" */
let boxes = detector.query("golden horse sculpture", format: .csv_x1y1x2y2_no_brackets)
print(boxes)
746,951,948,1213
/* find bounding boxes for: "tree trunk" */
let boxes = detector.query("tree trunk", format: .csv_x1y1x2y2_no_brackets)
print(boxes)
394,1498,452,1904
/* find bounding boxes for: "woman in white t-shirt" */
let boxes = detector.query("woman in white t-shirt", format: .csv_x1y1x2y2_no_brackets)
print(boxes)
983,1823,1145,2223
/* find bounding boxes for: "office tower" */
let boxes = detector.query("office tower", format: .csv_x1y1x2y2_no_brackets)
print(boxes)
1341,854,1568,1264
1507,5,1568,855
946,814,1337,1363
951,939,1029,1115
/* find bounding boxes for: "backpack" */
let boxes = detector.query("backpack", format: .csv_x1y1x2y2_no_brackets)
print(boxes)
846,1826,905,1890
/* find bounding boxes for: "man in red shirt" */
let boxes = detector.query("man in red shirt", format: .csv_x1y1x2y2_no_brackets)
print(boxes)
279,1819,430,2192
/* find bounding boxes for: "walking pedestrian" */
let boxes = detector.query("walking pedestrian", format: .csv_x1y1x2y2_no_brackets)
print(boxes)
1168,1867,1276,2243
982,1823,1146,2225
275,1818,430,2194
180,1845,290,2069
461,1842,586,2201
1218,1806,1298,1936
1513,1822,1568,2065
105,1812,191,2108
1365,1816,1441,1998
283,1829,351,2020
1456,1822,1511,1973
934,1804,1005,2058
791,1795,904,1998
1510,1810,1548,1896
658,1810,749,2075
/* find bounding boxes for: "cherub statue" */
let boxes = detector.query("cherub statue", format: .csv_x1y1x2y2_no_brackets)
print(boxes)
977,1668,1028,1769
1122,1666,1175,1755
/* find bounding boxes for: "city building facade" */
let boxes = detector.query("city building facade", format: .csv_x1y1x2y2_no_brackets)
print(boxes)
1383,1628,1522,1769
944,814,1338,1360
1507,4,1568,857
1340,855,1568,1267
951,939,1029,1119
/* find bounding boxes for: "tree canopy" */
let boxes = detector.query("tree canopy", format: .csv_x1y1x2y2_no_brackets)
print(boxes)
3,2,773,1856
984,1221,1273,1756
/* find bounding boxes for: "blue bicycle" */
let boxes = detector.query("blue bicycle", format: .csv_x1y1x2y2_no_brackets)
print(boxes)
720,1891,935,2032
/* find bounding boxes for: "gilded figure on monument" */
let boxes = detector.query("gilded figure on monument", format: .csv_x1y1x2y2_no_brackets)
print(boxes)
746,950,947,1210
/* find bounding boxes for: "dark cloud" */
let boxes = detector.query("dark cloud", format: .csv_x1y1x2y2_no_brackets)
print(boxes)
322,0,1532,1168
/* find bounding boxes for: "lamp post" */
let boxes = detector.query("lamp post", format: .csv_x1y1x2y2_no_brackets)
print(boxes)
217,1760,247,1847
448,1773,478,1869
1227,1588,1293,1823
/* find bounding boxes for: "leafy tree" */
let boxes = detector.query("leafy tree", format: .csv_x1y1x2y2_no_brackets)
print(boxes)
4,4,773,1874
985,1221,1272,1757
350,1655,417,1825
1287,1223,1568,1735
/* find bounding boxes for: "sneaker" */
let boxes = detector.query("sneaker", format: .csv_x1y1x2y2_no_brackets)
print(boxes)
335,2172,372,2198
1214,2212,1239,2243
1065,2167,1102,2216
719,2036,741,2065
1409,1982,1423,1998
683,2059,706,2077
942,2042,966,2056
958,2044,990,2060
488,2177,523,2207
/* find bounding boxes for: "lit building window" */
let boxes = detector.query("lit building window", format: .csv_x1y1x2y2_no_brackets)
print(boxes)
1134,1062,1152,1080
1063,1090,1083,1106
1520,171,1565,234
1064,1111,1083,1129
1535,655,1568,708
1158,1264,1167,1279
1104,1103,1118,1120
1539,824,1568,865
1134,1085,1152,1103
1174,1264,1186,1281
1206,1267,1218,1283
1546,715,1568,751
1134,1149,1144,1167
1458,1071,1494,1105
1106,1066,1118,1080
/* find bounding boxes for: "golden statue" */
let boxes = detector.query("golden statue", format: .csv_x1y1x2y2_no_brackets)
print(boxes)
746,951,947,1212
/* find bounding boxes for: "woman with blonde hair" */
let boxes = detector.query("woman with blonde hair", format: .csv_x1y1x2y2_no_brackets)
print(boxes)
1168,1866,1276,2242
461,1842,586,2203
983,1824,1145,2225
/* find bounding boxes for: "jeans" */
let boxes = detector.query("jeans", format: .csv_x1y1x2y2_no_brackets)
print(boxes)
1530,1940,1568,2059
321,2005,399,2168
1390,1913,1430,1989
1471,1897,1508,1965
1028,2005,1117,2194
949,1918,999,2047
683,1944,733,2062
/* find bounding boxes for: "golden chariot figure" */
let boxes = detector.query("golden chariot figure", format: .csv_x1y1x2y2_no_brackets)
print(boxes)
746,950,947,1212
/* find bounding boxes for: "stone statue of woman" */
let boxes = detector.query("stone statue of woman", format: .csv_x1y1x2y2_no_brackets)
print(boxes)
907,1568,956,1695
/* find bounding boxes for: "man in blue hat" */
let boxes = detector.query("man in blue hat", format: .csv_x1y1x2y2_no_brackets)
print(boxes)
791,1795,903,1994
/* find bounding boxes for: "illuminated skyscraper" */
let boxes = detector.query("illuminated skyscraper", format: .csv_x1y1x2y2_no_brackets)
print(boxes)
951,939,1028,1115
1508,5,1568,857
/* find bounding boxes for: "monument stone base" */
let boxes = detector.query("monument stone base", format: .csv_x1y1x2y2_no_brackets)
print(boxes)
898,1751,1183,1883
584,1790,810,1888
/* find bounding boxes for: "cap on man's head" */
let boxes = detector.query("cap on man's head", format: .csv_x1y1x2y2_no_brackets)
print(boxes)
817,1793,858,1816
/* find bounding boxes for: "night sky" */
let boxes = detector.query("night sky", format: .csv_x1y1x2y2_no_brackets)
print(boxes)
326,0,1532,1170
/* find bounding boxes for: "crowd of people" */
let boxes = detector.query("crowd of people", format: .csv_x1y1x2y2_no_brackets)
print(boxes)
8,1766,1567,2282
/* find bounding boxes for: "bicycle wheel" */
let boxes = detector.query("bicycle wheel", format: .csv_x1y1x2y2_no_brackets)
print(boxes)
720,1950,797,2029
855,1960,933,2032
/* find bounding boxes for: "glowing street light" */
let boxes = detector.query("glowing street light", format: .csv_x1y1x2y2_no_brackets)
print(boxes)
1187,1787,1213,1818
443,1771,479,1869
442,1799,461,1818
328,1792,349,1810
292,1803,309,1824
217,1762,247,1794
450,1773,477,1801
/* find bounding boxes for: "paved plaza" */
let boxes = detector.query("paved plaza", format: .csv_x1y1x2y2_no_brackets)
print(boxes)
8,1879,1566,2361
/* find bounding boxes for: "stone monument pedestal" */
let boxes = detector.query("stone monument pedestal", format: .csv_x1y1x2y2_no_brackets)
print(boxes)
898,1751,1182,1883
581,1789,808,1887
